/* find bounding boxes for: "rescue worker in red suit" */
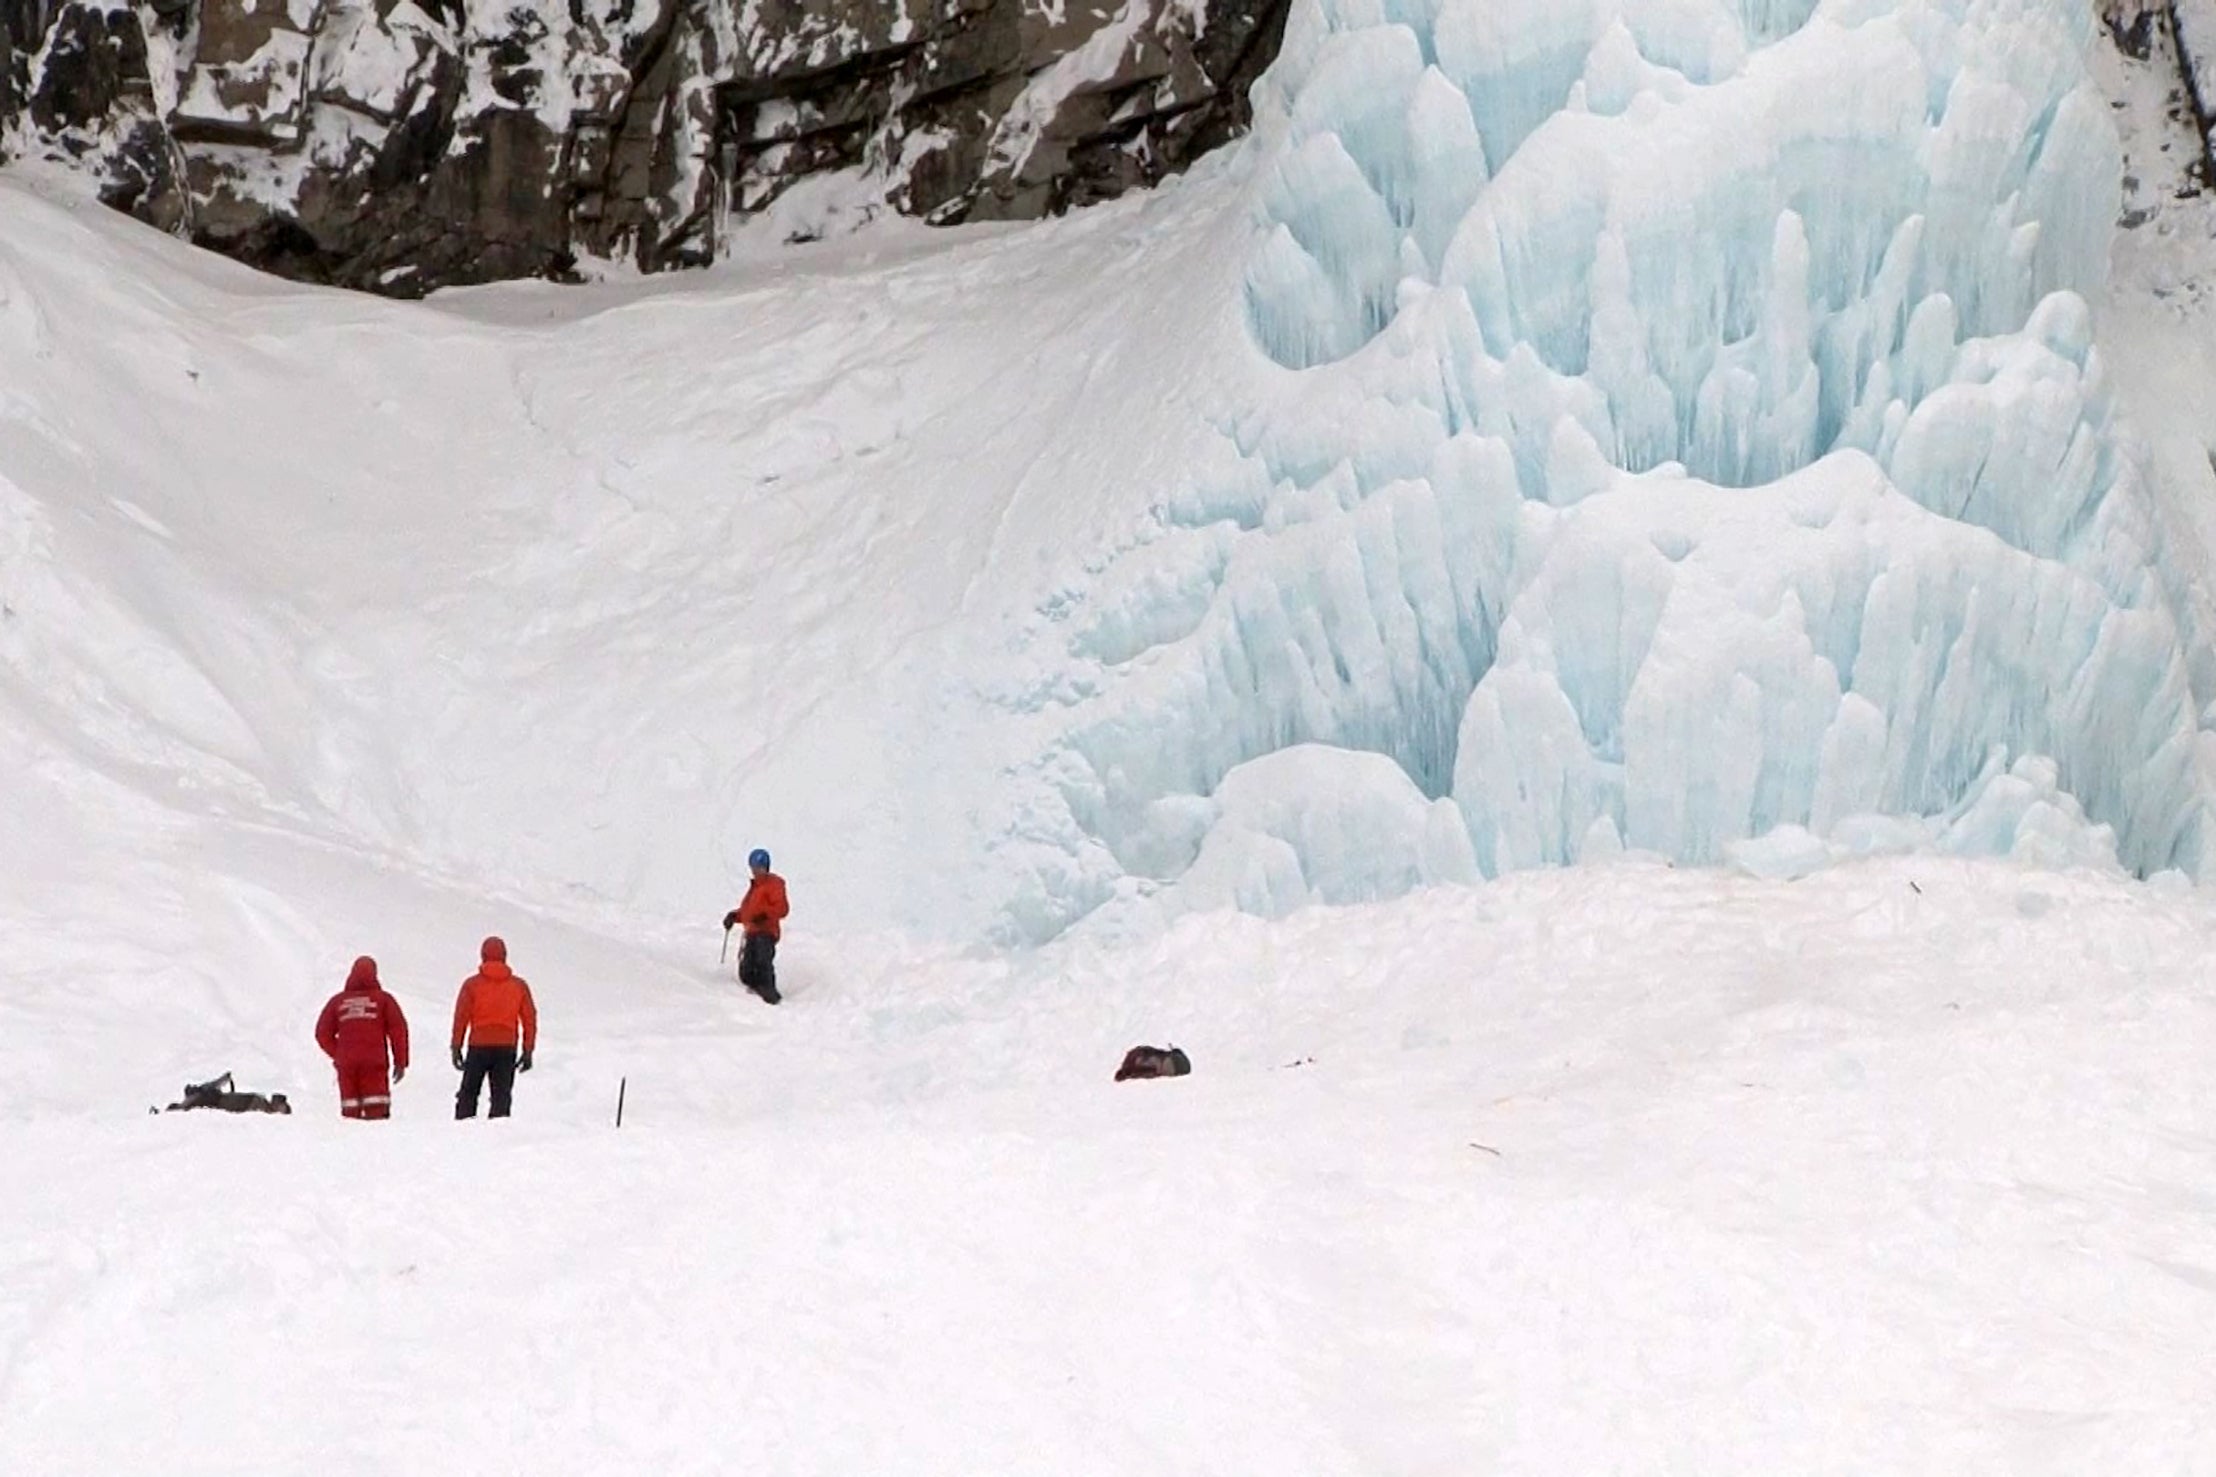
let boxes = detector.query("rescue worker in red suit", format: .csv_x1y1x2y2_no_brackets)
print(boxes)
451,935,538,1120
722,848,789,1004
314,956,410,1120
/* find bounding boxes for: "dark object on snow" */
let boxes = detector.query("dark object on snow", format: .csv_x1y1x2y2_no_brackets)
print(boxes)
159,1072,292,1115
1114,1045,1192,1081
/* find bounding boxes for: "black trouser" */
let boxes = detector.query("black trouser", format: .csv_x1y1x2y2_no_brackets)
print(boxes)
456,1045,518,1119
738,932,780,1002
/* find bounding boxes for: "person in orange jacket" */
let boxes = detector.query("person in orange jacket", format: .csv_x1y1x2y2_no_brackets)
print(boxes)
450,936,537,1119
723,848,789,1004
315,955,409,1120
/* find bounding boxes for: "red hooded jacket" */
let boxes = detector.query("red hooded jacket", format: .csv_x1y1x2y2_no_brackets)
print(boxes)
736,872,789,940
316,957,411,1071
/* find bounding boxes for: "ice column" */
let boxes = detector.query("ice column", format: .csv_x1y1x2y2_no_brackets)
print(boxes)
1006,0,2211,939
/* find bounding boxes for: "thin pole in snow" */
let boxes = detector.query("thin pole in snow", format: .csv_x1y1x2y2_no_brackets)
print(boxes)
616,1076,627,1129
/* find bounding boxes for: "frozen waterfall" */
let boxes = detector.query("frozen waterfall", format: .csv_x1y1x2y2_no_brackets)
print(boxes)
995,0,2216,940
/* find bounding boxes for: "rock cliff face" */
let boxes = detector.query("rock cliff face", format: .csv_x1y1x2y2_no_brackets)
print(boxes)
2113,3,2216,171
0,0,1285,293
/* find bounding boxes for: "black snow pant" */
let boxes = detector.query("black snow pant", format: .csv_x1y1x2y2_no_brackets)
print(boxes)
456,1045,519,1119
738,932,781,1003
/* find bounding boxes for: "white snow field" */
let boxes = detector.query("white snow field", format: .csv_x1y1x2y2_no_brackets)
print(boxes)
4,0,2216,1470
5,861,2216,1473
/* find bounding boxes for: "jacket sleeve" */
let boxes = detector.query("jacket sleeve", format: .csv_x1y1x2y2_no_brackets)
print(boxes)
384,992,411,1073
314,996,340,1059
768,878,790,922
519,982,538,1053
451,980,474,1051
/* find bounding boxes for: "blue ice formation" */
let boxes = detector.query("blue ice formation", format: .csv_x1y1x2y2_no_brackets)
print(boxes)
1005,0,2215,938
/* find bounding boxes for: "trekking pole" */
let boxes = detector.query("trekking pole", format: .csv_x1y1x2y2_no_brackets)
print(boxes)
720,925,730,966
615,1076,627,1129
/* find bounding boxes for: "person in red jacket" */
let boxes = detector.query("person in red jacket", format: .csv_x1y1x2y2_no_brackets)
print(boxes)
450,935,538,1120
314,956,410,1120
723,848,789,1004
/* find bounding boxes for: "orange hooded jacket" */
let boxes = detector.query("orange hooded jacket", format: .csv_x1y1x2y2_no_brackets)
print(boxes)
451,938,538,1052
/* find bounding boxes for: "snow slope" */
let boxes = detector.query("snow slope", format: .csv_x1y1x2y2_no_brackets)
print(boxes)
0,163,1250,946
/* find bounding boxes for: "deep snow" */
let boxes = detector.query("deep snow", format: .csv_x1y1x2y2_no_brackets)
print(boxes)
5,860,2215,1474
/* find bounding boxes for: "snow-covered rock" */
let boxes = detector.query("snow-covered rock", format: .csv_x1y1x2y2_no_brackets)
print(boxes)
6,1,191,231
0,0,1289,292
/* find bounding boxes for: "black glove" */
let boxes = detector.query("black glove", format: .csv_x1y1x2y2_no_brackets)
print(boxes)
393,1064,407,1084
518,1050,534,1073
451,1047,465,1071
722,910,740,931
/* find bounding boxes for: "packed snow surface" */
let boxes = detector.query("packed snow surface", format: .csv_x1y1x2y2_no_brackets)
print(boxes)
5,860,2215,1473
7,0,2216,1467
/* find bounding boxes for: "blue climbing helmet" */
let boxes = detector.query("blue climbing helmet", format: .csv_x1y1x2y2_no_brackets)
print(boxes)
748,848,772,871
